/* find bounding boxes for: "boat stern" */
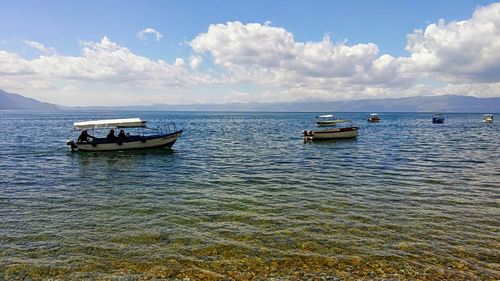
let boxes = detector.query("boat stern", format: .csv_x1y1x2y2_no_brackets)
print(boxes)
67,139,78,151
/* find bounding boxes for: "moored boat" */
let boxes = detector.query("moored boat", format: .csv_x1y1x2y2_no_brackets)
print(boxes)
483,114,494,123
432,113,445,124
303,120,358,140
367,113,380,123
67,118,182,151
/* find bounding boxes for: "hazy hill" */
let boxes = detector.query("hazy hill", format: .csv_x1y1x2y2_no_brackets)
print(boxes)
65,95,500,113
1,88,499,112
0,89,58,110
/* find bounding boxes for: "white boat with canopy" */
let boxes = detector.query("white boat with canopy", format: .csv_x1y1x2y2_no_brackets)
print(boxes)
367,113,381,123
303,119,358,140
67,118,182,151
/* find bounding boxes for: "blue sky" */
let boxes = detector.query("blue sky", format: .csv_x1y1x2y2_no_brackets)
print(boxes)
1,0,499,105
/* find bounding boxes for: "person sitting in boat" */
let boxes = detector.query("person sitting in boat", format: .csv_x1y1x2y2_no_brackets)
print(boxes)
106,129,117,142
118,129,128,140
77,129,94,143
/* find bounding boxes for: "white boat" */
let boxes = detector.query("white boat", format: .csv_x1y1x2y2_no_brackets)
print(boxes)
67,118,182,151
367,113,380,123
303,120,358,140
315,114,347,127
483,114,494,123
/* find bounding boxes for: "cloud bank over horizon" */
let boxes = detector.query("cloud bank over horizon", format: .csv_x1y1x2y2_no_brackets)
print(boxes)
1,3,500,106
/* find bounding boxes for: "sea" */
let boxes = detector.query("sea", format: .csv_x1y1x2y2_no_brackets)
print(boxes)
0,111,498,280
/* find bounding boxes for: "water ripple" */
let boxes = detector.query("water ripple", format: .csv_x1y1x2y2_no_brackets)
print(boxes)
0,111,499,279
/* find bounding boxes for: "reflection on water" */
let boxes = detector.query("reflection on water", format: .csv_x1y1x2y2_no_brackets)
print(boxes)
0,111,499,280
71,148,175,166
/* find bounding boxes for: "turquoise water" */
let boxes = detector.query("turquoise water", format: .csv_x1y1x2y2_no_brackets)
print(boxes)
0,111,499,280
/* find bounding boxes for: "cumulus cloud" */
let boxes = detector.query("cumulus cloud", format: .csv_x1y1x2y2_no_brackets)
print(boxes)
20,36,186,85
188,3,500,100
174,58,185,66
189,55,203,69
405,3,500,83
431,82,500,97
2,3,500,105
190,21,381,77
190,21,411,88
137,28,162,42
0,50,34,75
0,36,215,105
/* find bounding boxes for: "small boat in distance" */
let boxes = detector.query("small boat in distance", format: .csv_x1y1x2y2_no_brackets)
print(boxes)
67,118,182,151
315,114,343,127
367,113,381,123
303,120,358,140
483,114,494,123
432,113,445,124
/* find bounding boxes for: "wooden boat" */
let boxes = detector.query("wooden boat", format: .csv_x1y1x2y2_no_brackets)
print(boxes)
432,113,445,124
67,118,182,151
367,113,380,123
303,120,358,140
483,114,494,123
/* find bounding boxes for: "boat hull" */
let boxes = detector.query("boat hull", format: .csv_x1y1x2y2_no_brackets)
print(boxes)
432,118,444,124
316,121,337,127
304,127,358,140
483,117,493,123
75,131,182,151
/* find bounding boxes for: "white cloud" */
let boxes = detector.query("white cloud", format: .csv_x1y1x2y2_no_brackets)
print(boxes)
0,50,34,74
188,3,500,101
189,55,203,69
405,3,500,83
0,36,215,105
62,84,77,92
222,90,252,103
174,58,185,66
137,28,163,42
431,82,500,97
23,40,57,56
190,21,413,90
26,80,57,90
1,3,500,106
27,36,207,86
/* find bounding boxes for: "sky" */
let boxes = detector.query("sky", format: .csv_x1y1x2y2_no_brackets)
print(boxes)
1,0,500,106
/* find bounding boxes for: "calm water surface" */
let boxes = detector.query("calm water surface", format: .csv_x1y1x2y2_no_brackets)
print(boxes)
0,111,499,280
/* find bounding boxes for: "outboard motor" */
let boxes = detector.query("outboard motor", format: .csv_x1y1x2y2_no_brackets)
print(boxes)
67,139,77,151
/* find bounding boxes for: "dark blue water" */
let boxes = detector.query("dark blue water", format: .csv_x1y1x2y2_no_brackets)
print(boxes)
0,111,499,279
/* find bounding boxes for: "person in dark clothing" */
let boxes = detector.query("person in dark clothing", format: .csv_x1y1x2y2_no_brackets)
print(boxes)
106,129,117,142
77,130,94,143
118,129,128,140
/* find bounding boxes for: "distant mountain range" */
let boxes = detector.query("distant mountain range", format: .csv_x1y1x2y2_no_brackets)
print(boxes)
1,88,499,112
0,89,58,110
61,94,500,112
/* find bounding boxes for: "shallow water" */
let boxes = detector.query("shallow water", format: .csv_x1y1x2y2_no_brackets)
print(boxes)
0,111,499,280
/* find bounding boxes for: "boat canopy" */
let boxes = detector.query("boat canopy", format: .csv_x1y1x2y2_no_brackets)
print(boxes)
317,114,334,118
483,114,493,117
74,118,147,130
370,113,379,116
